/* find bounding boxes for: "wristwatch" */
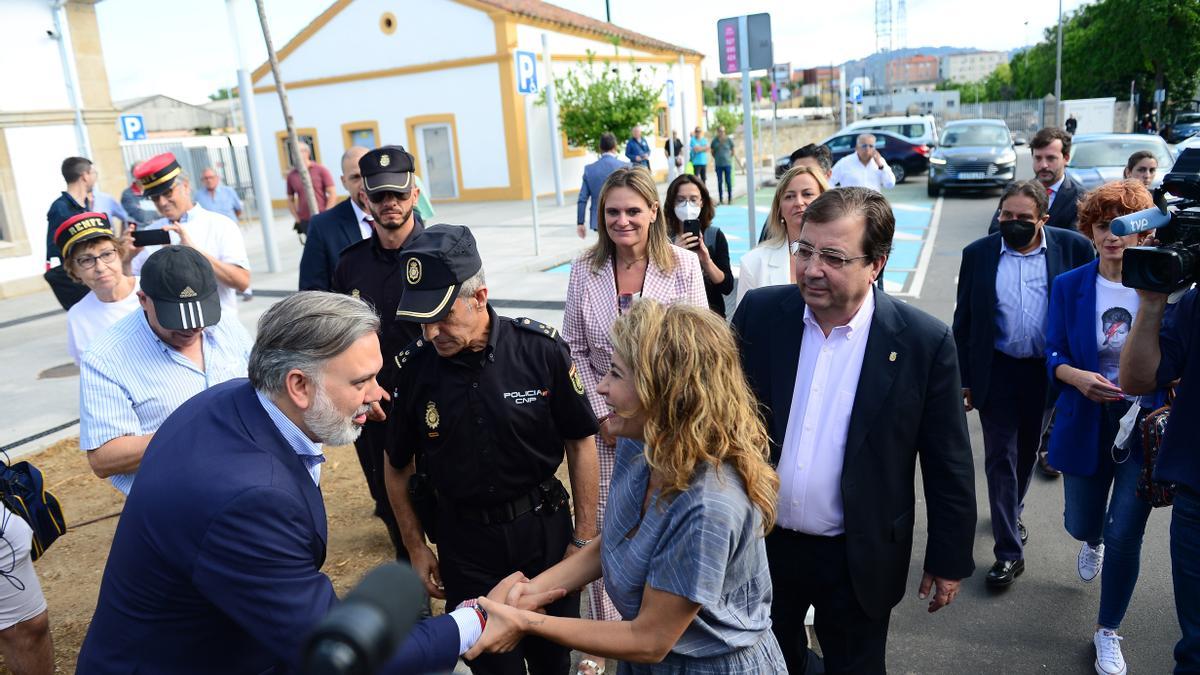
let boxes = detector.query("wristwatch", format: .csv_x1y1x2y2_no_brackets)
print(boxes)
455,598,487,630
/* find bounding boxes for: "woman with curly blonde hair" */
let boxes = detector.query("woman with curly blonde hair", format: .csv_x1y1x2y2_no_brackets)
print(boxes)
471,300,785,673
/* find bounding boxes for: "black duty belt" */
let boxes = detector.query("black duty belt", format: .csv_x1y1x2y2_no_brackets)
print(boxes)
455,478,567,526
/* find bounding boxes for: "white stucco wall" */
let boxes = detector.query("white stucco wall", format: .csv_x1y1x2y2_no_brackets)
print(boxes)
0,1,72,112
0,125,79,283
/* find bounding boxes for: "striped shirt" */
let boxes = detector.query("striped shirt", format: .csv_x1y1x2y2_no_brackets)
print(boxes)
254,390,324,485
79,311,251,495
994,235,1049,359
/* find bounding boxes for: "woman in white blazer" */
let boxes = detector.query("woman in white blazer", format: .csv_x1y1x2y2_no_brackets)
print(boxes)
735,165,829,306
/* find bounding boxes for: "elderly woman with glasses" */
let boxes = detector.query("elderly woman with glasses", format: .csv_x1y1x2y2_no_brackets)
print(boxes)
57,212,140,365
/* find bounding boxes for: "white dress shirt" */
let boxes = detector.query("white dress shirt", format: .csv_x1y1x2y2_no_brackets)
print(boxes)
1045,175,1065,210
830,154,896,192
350,198,374,240
776,291,876,535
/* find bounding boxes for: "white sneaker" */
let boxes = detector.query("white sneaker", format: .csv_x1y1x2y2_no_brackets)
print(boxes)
1078,542,1105,583
1094,628,1127,675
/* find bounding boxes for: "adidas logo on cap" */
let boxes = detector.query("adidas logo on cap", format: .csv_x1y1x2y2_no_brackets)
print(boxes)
179,286,198,299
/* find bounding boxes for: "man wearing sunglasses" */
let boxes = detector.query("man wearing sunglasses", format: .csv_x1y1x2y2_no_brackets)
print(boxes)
330,144,426,562
733,187,976,674
830,133,896,192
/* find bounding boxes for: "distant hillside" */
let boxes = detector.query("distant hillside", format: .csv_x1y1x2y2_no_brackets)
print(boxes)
836,46,1012,90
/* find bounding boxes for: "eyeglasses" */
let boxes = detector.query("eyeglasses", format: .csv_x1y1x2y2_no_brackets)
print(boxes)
367,191,412,204
674,196,702,206
789,241,870,269
73,248,119,270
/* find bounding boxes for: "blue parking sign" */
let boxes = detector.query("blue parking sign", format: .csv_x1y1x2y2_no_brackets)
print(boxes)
515,51,538,95
667,79,675,107
120,114,146,141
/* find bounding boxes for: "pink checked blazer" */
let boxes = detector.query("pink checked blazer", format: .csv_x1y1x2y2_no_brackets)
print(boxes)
562,245,708,419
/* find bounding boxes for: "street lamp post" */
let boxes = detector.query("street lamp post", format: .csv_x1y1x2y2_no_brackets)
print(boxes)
1054,0,1063,109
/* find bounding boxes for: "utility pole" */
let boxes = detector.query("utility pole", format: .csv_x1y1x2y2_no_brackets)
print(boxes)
604,0,610,22
255,0,319,240
1054,0,1063,107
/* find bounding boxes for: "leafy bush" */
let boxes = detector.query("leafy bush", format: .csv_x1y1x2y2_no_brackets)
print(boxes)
545,51,663,153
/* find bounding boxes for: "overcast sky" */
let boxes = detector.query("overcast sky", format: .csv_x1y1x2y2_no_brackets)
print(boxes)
96,0,1090,104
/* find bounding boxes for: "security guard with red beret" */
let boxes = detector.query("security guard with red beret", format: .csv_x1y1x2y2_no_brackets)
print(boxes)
331,145,426,561
384,224,599,675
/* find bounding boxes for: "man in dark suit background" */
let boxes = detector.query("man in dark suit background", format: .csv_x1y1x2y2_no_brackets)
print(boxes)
989,127,1083,234
299,146,373,291
76,292,480,674
955,180,1094,587
576,132,628,239
732,187,977,674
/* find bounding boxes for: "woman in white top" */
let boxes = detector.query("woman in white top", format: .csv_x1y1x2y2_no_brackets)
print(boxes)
57,212,140,364
735,165,829,306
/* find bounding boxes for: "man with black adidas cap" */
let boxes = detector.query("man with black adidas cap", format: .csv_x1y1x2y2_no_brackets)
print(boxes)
79,245,251,495
128,152,251,319
331,144,425,561
382,224,600,675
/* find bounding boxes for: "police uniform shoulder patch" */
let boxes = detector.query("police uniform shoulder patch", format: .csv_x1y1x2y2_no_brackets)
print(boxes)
512,317,559,340
392,337,429,371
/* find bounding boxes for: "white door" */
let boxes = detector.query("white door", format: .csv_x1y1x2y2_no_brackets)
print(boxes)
415,124,458,199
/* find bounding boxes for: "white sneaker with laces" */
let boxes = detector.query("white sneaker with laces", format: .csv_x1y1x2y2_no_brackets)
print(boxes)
1094,628,1127,675
1078,542,1105,583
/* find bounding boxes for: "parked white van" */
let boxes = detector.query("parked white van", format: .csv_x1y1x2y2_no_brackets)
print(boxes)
840,115,939,147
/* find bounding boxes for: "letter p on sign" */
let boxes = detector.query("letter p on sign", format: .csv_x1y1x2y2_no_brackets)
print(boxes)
120,114,146,141
515,51,538,95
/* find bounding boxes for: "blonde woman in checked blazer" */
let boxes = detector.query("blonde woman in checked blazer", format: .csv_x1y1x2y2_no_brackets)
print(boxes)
562,167,706,660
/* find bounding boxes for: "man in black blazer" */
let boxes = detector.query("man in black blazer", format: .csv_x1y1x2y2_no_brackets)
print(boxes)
989,127,1083,234
299,146,373,291
955,180,1094,586
732,187,976,674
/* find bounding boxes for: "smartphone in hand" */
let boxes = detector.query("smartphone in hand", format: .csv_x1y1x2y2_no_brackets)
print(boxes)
683,219,703,239
131,229,171,247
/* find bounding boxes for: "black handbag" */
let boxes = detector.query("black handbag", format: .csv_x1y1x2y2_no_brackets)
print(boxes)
1137,393,1177,508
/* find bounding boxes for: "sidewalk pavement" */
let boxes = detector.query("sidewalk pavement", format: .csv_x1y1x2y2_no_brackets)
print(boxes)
0,173,754,458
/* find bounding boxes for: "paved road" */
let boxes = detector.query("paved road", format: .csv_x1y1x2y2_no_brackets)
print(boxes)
885,155,1178,674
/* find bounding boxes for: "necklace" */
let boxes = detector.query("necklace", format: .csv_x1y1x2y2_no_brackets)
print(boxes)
617,255,646,270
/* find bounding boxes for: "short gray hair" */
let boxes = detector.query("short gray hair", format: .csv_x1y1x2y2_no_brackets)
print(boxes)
457,268,486,300
249,291,380,395
856,133,877,146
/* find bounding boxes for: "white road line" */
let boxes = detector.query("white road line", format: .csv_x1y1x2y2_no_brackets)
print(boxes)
900,195,943,300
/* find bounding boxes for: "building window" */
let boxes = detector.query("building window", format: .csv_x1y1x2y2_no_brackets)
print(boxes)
341,121,380,150
275,128,321,175
562,131,588,158
655,104,668,138
380,12,397,35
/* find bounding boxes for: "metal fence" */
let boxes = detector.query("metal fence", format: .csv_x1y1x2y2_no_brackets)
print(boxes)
119,135,260,218
935,99,1048,139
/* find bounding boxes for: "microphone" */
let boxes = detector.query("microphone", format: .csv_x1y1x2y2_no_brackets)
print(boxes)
303,563,427,675
1111,205,1171,236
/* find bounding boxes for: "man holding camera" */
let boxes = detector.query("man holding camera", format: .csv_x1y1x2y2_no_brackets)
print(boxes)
383,224,599,675
1122,282,1200,671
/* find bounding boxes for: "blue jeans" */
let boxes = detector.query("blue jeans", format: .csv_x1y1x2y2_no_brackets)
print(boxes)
1062,401,1151,630
715,165,733,202
1172,486,1200,672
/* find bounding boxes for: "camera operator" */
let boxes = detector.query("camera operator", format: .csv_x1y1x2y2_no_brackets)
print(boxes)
1121,246,1200,672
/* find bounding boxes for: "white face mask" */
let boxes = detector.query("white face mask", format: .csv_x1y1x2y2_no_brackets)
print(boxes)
674,202,701,223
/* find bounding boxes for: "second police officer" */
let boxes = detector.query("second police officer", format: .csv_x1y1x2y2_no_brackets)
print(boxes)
383,224,600,675
331,145,425,561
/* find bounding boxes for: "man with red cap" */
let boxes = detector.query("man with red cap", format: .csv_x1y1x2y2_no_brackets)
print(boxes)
129,153,251,318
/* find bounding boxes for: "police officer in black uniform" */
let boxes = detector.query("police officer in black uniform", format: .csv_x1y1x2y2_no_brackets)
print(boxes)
383,225,600,675
331,145,425,560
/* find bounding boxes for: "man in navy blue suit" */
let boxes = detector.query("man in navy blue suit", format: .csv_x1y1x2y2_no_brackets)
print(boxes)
76,292,482,674
954,180,1094,587
299,146,373,291
576,132,628,239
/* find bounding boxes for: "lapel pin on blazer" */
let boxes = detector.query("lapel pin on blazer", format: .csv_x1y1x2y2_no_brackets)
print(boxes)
889,351,898,362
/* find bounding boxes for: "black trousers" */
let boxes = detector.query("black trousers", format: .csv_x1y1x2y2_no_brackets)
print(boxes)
353,419,407,561
44,265,88,311
767,528,890,674
438,504,578,675
977,352,1047,562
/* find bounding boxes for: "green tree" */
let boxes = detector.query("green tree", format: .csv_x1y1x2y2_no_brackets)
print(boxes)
709,107,759,136
208,87,237,101
546,51,663,153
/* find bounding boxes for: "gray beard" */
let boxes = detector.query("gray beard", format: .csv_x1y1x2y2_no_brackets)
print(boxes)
303,385,367,446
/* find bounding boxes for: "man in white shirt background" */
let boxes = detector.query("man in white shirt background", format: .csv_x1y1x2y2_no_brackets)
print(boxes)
830,133,897,193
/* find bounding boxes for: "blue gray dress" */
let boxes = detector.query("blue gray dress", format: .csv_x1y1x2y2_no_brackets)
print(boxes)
601,439,787,674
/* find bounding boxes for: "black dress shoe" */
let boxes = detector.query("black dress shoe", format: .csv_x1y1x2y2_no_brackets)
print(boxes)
1019,519,1028,545
986,559,1025,587
1038,449,1062,478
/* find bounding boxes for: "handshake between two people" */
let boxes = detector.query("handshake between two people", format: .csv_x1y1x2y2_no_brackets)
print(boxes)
463,571,572,660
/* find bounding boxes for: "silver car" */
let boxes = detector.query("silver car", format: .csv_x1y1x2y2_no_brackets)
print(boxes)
1066,133,1175,192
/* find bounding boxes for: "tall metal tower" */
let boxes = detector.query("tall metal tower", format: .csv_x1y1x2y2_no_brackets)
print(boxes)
895,0,907,51
875,0,892,54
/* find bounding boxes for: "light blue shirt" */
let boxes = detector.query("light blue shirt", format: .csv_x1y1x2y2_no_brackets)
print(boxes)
254,390,324,485
194,184,244,223
92,190,130,225
690,136,709,165
994,234,1049,359
79,310,252,495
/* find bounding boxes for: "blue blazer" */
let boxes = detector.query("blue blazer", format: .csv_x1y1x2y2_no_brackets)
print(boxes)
1044,261,1169,476
952,227,1095,411
300,199,363,291
577,154,629,230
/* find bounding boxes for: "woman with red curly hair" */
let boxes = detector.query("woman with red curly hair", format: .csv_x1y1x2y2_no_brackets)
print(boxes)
1044,179,1173,675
